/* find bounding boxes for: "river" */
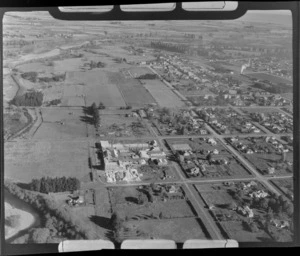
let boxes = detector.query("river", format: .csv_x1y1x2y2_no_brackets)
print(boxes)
4,189,42,243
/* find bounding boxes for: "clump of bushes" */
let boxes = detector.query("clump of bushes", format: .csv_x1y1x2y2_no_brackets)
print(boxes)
46,99,61,106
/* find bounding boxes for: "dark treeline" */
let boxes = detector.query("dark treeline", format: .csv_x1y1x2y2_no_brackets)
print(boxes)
10,91,43,107
21,72,65,83
29,176,80,194
137,73,158,79
150,41,186,53
5,181,99,243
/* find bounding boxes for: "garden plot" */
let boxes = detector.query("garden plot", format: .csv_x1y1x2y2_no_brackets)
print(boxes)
66,70,126,107
142,79,185,108
32,108,89,140
4,140,90,183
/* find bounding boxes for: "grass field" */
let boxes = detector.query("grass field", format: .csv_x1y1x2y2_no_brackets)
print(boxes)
123,218,209,241
66,70,126,107
33,107,89,140
142,79,185,108
4,140,90,183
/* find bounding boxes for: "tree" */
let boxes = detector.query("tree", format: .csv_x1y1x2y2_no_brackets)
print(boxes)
137,192,147,205
30,228,51,243
259,198,269,210
110,212,124,231
98,102,105,109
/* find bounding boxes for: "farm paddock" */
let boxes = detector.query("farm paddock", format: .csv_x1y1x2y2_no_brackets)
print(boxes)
4,140,90,183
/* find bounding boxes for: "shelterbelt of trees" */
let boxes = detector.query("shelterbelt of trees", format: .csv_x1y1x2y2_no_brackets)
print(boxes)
5,181,100,243
29,176,80,194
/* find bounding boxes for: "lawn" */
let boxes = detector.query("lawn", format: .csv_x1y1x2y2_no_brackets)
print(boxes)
4,140,90,183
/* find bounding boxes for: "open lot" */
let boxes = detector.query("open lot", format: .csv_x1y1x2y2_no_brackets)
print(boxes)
32,107,89,140
107,185,210,241
142,79,185,108
4,140,90,183
98,114,152,138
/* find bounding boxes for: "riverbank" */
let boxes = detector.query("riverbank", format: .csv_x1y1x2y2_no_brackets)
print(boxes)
5,201,35,240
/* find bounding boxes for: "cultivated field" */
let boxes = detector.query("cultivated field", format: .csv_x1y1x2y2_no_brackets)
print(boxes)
4,140,90,183
142,79,185,108
107,72,156,107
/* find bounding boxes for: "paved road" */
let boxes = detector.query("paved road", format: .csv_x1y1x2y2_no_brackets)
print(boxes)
204,124,282,196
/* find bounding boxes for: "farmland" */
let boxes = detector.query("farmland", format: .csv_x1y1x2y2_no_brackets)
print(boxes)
66,70,126,107
107,71,157,107
32,107,90,140
142,79,185,108
4,140,90,183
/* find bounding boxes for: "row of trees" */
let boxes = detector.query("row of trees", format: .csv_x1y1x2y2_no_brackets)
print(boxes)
150,41,186,53
29,176,80,194
10,91,43,107
5,181,99,244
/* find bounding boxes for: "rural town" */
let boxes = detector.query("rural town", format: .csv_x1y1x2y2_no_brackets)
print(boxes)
3,8,294,246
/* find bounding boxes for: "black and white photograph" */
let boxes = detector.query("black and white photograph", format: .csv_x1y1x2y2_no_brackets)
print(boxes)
1,1,299,253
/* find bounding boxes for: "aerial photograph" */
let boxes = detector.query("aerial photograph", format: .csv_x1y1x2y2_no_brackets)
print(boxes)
3,8,294,245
